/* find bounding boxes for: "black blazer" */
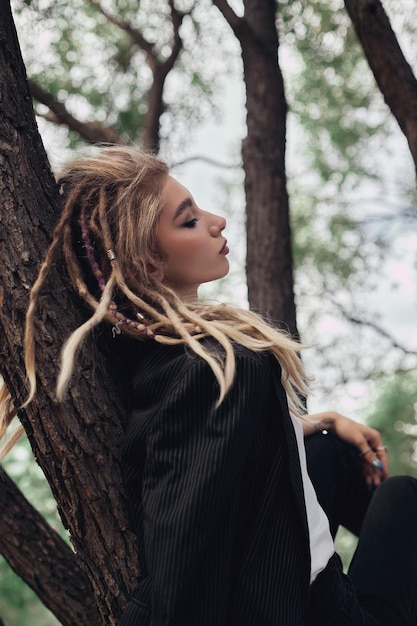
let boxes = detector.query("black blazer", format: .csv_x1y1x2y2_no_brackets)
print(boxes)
119,339,311,626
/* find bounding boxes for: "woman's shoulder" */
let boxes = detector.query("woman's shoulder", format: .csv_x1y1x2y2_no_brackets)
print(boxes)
128,336,274,382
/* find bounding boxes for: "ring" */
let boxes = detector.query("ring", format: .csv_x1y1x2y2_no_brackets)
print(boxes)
376,446,388,452
360,448,372,457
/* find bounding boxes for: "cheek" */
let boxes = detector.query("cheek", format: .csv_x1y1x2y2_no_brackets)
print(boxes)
168,238,205,263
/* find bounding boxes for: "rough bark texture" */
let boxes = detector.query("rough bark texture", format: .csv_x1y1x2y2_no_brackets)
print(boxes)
344,0,417,179
212,0,298,337
0,3,140,623
0,469,99,626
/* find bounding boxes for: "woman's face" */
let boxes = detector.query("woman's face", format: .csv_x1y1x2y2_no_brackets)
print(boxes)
156,175,229,298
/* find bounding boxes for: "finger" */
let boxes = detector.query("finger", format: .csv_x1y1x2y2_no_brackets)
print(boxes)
366,436,389,469
360,455,382,488
359,447,385,472
362,463,375,487
374,445,389,478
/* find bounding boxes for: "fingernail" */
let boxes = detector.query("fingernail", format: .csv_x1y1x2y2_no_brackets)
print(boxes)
371,459,384,471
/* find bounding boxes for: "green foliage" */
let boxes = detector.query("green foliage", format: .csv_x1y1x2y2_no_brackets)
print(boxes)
278,0,388,186
291,187,360,279
335,371,417,567
335,370,417,571
366,370,417,476
276,1,417,393
4,438,67,536
334,527,358,573
12,0,236,152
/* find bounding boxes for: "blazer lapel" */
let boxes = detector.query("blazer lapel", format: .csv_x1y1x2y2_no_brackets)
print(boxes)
270,357,310,537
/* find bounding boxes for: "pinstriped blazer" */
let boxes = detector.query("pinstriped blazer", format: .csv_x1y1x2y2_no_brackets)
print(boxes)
119,338,311,626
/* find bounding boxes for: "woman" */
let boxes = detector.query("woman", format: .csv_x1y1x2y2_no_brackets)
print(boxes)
3,146,417,625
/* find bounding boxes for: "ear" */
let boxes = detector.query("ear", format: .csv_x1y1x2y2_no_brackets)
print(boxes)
147,262,164,282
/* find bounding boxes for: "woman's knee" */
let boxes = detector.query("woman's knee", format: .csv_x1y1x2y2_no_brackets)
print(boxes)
367,475,417,525
377,475,417,500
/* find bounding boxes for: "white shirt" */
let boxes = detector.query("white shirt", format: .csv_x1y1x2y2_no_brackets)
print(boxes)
289,413,334,583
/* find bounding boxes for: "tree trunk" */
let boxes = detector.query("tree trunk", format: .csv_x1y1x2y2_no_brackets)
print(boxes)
344,0,417,179
0,3,139,623
0,469,99,626
212,0,298,336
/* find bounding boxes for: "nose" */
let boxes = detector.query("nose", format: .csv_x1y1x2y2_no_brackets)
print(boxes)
209,213,226,236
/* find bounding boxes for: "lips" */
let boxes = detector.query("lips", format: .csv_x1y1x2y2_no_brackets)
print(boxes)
220,239,229,255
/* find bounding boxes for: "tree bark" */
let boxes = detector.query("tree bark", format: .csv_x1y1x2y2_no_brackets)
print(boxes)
0,469,99,626
344,0,417,179
0,3,139,623
212,0,298,336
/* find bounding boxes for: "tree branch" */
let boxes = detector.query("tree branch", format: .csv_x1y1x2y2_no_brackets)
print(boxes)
344,0,417,178
86,0,187,152
331,300,417,357
171,154,242,169
29,80,125,145
211,0,242,33
162,0,185,75
0,468,99,626
141,0,187,151
86,0,155,60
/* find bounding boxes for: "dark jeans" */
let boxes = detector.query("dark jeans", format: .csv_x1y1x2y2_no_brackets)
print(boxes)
306,434,417,626
309,552,379,626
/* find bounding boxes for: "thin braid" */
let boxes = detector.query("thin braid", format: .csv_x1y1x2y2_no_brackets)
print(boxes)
0,383,24,461
78,202,159,340
57,274,116,400
61,190,103,312
23,206,74,405
111,266,199,338
97,185,117,256
151,292,232,404
111,269,168,329
80,203,107,292
146,293,309,413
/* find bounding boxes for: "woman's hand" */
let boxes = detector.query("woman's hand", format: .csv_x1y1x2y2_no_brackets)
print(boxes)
303,411,389,487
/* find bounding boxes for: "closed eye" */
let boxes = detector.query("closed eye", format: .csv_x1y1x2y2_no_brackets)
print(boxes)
182,218,199,228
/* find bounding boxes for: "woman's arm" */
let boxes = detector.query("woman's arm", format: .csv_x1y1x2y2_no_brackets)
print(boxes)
141,350,270,625
302,411,389,486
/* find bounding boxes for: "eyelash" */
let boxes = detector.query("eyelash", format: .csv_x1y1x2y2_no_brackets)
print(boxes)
183,218,199,228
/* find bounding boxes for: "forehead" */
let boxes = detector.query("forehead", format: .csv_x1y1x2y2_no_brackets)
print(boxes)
161,175,193,219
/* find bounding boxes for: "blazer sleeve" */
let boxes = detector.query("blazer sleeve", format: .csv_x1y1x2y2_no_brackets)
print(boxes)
141,349,271,626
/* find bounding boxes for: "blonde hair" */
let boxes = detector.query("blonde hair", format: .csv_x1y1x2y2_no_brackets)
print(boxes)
0,145,309,454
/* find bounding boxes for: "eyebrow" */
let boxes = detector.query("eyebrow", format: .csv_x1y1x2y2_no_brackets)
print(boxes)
173,197,193,220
